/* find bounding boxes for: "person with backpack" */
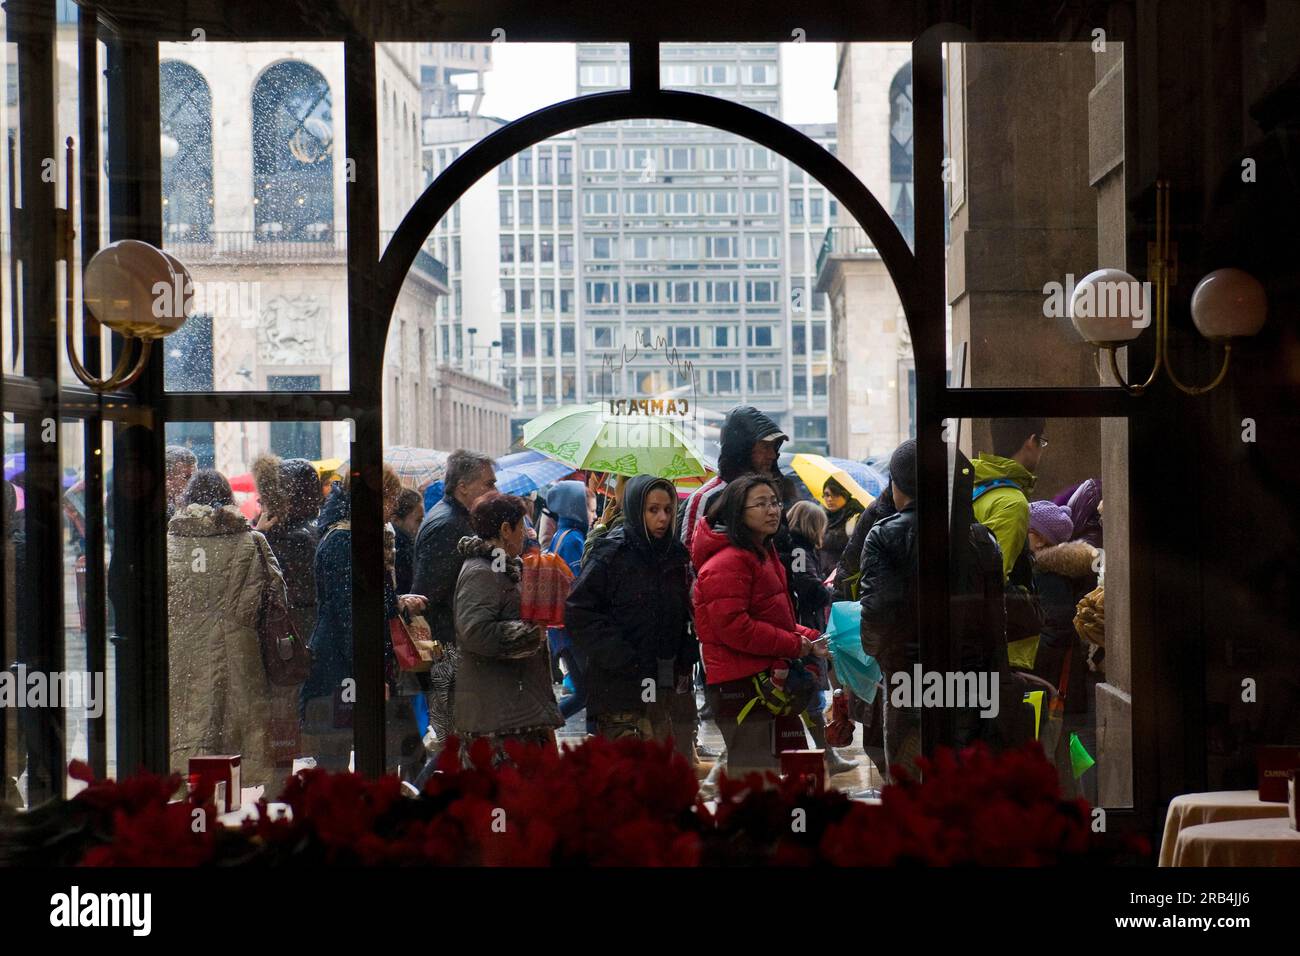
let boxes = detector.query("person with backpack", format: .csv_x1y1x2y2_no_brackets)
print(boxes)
541,480,590,720
972,418,1049,670
692,474,826,780
565,475,694,754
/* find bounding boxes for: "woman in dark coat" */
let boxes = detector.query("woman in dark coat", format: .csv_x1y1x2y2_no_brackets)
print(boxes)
818,477,865,571
452,492,561,766
254,455,323,641
565,475,694,756
299,467,426,768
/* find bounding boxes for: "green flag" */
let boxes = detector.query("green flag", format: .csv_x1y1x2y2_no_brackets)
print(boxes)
1069,733,1095,779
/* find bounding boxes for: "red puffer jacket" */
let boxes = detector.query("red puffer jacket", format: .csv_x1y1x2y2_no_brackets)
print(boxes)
691,516,817,684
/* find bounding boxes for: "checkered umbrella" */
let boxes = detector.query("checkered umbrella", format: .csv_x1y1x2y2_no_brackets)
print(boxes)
383,445,451,491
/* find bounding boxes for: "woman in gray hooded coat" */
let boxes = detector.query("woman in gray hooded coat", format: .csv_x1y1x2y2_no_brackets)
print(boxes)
452,492,561,765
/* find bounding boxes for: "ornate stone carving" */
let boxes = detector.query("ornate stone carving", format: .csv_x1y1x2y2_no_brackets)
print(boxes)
258,294,328,363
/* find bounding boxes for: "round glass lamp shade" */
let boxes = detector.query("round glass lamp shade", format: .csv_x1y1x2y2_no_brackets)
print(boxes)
83,240,192,338
1190,268,1267,340
1069,268,1149,346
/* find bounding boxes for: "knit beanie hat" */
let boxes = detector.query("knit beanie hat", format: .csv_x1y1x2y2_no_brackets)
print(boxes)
1029,499,1074,546
888,439,918,498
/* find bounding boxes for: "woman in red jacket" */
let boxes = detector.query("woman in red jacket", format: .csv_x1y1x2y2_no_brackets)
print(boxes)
691,474,825,778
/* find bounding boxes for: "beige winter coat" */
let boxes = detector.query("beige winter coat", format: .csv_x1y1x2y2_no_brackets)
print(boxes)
167,503,288,791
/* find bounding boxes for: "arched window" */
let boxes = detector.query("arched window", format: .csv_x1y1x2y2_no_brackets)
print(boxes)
160,60,213,242
889,62,914,248
252,61,334,241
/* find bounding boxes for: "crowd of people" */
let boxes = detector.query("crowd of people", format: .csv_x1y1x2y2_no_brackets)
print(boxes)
160,408,1105,796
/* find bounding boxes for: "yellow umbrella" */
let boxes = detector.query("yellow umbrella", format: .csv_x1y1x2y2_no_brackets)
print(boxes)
312,458,345,479
789,453,874,510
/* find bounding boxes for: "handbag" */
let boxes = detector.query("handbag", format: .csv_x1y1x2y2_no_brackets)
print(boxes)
520,529,575,627
390,610,436,672
255,537,312,686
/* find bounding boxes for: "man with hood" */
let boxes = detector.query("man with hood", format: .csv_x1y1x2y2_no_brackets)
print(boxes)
565,475,695,755
972,418,1048,669
542,479,592,720
680,405,789,554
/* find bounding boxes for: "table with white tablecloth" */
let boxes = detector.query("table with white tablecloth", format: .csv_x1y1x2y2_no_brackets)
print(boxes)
1158,790,1290,866
1168,817,1300,867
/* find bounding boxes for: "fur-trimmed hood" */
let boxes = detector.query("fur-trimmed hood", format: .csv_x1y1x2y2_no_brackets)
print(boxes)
1033,539,1098,579
167,503,251,537
457,534,523,581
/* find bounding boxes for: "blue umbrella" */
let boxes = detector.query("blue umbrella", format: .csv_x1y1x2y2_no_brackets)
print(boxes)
495,449,549,471
495,459,576,497
826,457,887,496
422,481,444,512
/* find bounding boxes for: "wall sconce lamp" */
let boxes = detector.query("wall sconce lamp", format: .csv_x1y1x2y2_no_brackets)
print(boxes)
61,137,193,392
1069,179,1267,395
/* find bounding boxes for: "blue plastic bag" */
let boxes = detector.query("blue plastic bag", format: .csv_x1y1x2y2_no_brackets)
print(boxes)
825,601,883,704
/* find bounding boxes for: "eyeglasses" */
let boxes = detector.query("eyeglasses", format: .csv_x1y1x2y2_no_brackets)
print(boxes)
1035,436,1049,448
745,498,783,512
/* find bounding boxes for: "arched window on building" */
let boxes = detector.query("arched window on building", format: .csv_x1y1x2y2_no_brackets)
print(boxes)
252,61,335,241
889,61,914,249
160,60,213,242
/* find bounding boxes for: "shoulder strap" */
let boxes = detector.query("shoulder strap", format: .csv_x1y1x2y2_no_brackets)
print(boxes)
551,528,574,553
972,477,1024,501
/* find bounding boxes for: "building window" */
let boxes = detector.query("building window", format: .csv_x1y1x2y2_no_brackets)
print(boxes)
557,149,573,183
160,60,214,242
747,325,774,347
561,326,575,355
744,145,774,170
543,326,555,358
627,281,657,304
712,326,733,347
501,326,516,355
628,236,654,259
518,195,533,225
890,61,915,248
560,286,574,312
667,280,696,303
559,238,574,267
252,61,334,241
746,234,779,259
705,146,735,170
584,146,615,170
812,324,827,352
501,286,515,313
705,235,736,258
666,191,696,215
499,193,513,225
499,235,514,263
810,196,824,223
592,326,614,348
498,157,513,184
519,235,534,263
743,63,776,85
558,192,573,223
540,237,554,263
745,191,777,215
539,195,553,225
541,289,555,312
792,324,807,356
674,326,699,348
590,236,614,259
586,281,617,305
707,281,737,304
746,280,777,304
517,152,533,183
520,288,534,312
521,325,536,357
625,191,656,215
584,191,615,215
537,151,552,184
665,146,693,171
789,196,804,223
705,191,736,215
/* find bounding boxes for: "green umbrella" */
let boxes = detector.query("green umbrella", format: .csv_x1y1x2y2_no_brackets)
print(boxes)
522,403,710,479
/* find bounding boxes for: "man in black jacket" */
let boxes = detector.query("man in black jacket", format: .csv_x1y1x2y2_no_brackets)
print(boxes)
859,440,921,783
412,449,496,744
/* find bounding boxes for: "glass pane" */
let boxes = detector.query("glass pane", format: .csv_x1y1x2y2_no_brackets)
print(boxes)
1,9,17,378
942,42,1123,389
158,41,348,392
947,415,1127,808
2,417,22,804
162,420,366,797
